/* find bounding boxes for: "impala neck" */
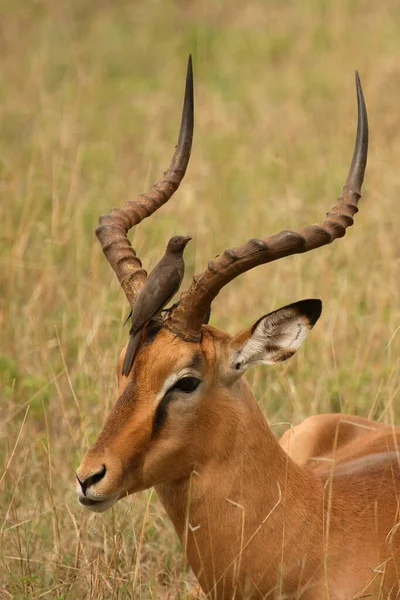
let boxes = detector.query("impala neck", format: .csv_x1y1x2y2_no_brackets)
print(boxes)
156,378,325,599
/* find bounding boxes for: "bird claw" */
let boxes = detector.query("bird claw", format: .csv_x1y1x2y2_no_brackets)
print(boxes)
161,301,181,313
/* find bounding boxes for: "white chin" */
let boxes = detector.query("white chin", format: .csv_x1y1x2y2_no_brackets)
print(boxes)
78,494,119,513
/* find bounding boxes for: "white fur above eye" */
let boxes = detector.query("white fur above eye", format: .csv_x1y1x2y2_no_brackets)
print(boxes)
230,300,321,373
155,368,202,405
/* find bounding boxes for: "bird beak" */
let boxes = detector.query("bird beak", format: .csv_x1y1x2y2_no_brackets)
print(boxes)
182,236,192,245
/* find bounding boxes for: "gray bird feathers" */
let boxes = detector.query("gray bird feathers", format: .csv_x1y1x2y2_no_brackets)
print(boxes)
122,236,192,376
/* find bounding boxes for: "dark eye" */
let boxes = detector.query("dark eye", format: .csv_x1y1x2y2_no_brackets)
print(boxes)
173,377,201,393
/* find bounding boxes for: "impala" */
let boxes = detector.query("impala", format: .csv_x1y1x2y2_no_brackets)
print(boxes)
76,58,400,599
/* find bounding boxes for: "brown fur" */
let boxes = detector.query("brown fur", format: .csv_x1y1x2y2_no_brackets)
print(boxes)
77,325,400,599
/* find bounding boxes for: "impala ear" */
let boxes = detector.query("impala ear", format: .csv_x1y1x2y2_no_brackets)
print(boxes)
229,299,322,375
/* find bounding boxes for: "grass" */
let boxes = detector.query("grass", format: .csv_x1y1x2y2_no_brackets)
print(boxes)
1,0,400,598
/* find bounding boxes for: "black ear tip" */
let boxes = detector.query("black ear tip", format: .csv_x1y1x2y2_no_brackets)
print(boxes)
299,299,322,326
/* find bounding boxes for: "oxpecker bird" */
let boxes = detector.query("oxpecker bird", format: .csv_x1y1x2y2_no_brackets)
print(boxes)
122,235,192,376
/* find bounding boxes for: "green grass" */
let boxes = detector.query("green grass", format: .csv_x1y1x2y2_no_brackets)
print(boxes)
1,0,400,597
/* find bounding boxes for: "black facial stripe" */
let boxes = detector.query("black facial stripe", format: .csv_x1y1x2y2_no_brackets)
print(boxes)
152,390,172,438
151,352,204,438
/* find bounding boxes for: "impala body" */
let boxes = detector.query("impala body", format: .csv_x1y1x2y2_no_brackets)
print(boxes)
76,58,400,599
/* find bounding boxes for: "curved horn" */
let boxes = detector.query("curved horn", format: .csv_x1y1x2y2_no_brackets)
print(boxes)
167,71,368,341
96,56,194,308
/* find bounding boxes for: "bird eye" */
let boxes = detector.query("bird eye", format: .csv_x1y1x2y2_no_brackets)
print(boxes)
173,377,201,393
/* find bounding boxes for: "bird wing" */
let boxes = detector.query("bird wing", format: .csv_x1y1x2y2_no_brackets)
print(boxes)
122,330,141,376
129,263,182,332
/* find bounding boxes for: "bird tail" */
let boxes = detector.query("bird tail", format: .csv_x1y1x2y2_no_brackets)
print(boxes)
122,331,141,376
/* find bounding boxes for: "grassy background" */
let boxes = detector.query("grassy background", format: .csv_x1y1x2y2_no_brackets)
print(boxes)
1,0,400,598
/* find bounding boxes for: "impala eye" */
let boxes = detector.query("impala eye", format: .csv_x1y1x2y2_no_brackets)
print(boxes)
173,377,201,393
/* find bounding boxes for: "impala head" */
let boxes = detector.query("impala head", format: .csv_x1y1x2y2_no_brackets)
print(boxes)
76,57,368,512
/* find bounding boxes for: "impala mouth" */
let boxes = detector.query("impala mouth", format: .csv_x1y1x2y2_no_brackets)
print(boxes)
78,493,119,513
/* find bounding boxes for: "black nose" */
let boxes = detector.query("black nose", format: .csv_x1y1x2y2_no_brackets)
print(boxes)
76,464,106,495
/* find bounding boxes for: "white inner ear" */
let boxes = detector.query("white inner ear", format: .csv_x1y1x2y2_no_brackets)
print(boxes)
231,309,312,372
